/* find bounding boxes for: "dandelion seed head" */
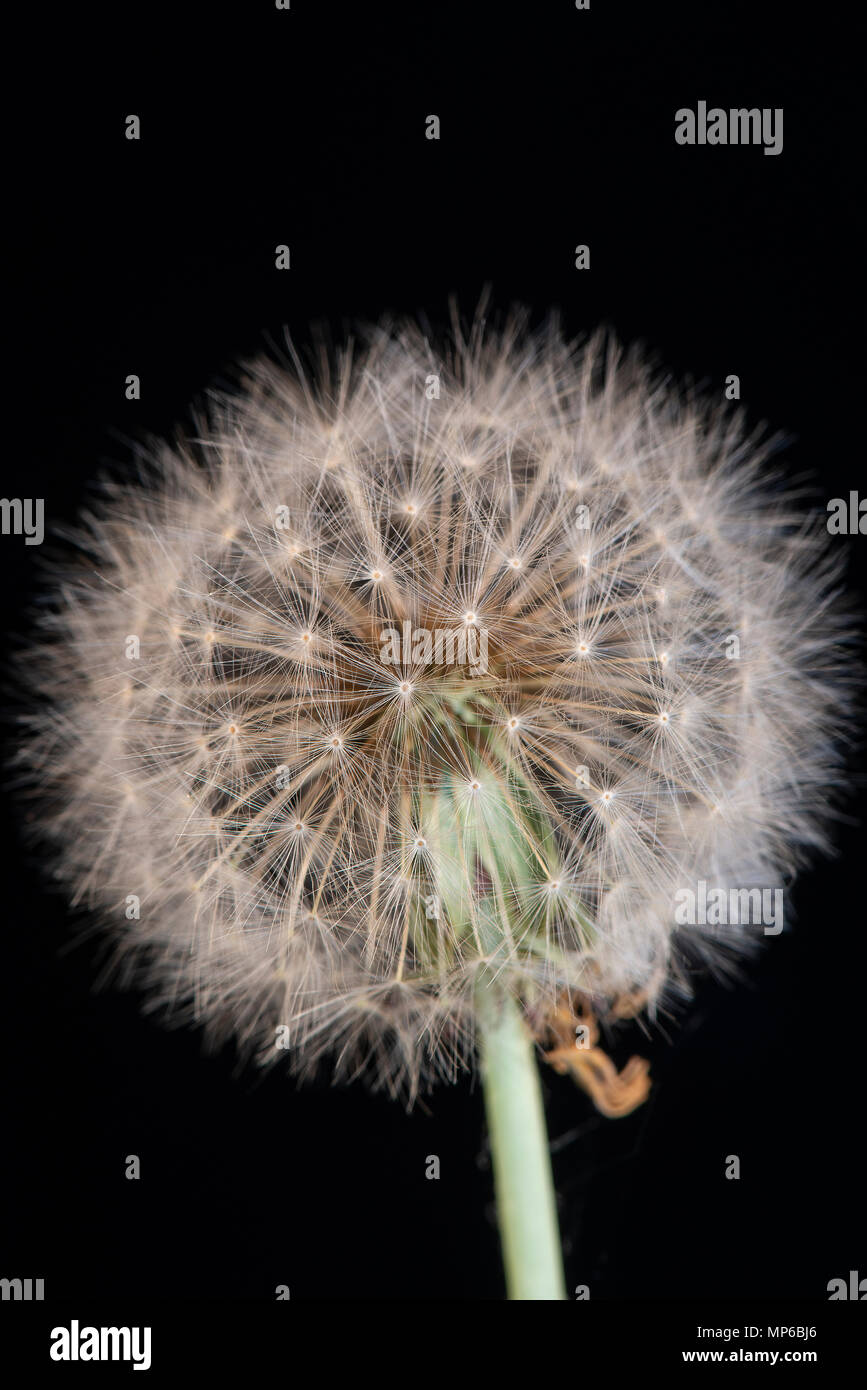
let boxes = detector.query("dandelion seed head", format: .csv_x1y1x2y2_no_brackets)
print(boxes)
16,308,854,1103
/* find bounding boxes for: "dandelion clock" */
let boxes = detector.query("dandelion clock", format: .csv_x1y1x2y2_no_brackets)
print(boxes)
17,307,853,1299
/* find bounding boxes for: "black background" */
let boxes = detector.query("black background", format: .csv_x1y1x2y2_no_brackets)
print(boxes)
2,1,864,1305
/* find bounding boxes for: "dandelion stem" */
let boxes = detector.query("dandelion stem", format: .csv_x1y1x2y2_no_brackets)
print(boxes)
477,981,566,1300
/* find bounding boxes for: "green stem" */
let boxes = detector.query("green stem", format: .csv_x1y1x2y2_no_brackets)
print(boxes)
477,981,567,1300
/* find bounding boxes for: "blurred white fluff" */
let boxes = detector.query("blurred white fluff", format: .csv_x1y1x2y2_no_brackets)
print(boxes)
18,306,853,1099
